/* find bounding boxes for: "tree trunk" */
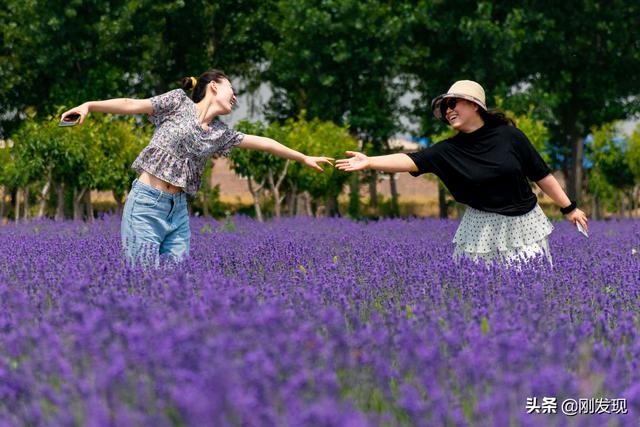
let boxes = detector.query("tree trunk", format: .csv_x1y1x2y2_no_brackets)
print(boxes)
568,135,584,202
287,186,298,216
73,188,79,220
267,161,289,218
84,190,94,222
348,173,360,218
23,187,30,221
618,192,624,219
73,187,86,221
200,192,209,217
388,173,399,217
269,169,282,218
438,180,448,219
563,96,584,203
305,192,313,217
14,188,21,223
113,190,125,216
368,172,378,209
621,191,631,218
37,174,52,218
325,194,340,217
597,193,605,219
55,183,65,221
561,159,570,200
247,176,264,223
0,186,5,222
628,189,636,218
296,192,311,216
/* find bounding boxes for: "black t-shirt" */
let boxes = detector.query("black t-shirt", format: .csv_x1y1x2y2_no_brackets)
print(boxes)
406,124,551,216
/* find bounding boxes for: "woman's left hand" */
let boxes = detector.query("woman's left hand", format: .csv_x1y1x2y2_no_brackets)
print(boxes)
61,103,90,125
303,156,334,172
565,208,589,233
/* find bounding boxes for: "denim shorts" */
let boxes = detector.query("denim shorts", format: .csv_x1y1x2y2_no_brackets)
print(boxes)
121,179,190,267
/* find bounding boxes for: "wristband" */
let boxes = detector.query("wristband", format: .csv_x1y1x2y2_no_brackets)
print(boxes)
560,200,577,215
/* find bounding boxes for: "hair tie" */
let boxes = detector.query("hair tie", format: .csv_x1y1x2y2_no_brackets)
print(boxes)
190,76,197,89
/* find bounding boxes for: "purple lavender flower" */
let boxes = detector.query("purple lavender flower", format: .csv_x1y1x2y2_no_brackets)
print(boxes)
0,216,637,426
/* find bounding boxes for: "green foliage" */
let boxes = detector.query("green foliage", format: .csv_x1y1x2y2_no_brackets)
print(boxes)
404,1,640,201
509,1,640,133
347,174,360,218
511,110,550,163
498,1,640,199
586,122,637,211
200,223,214,234
11,113,88,189
230,120,287,185
0,0,272,134
494,99,551,164
3,0,640,218
217,211,237,232
80,116,149,201
10,114,147,193
403,1,527,135
191,182,227,218
429,128,457,145
628,125,640,183
277,115,358,203
232,116,357,214
588,123,634,187
262,0,406,146
0,141,18,193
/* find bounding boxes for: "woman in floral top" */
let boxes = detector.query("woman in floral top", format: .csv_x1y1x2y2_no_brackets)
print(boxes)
61,69,333,266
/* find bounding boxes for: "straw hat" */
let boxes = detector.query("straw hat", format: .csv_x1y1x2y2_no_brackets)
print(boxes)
431,80,487,122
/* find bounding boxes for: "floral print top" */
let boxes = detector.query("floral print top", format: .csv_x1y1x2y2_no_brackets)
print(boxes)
131,89,245,195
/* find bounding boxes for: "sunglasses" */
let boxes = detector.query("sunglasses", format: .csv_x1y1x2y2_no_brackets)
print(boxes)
440,97,459,117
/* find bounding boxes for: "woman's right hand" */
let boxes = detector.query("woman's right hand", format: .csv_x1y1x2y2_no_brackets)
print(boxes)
61,103,89,125
335,151,371,172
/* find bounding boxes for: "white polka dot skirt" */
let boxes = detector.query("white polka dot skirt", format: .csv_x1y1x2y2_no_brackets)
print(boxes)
452,204,554,265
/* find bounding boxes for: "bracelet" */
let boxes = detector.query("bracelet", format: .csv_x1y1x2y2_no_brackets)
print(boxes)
560,200,577,215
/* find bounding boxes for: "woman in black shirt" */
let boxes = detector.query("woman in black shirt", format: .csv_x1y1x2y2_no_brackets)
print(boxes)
336,80,589,265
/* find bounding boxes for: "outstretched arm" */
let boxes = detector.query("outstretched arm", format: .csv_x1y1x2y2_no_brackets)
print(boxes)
536,174,589,231
335,151,418,173
237,134,333,172
61,98,153,124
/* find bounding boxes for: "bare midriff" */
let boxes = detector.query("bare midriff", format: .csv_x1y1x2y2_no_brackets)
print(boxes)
138,171,183,194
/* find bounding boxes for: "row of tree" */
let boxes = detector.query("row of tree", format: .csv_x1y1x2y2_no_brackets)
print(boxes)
586,123,640,219
1,114,146,221
0,112,360,221
1,0,639,220
230,117,358,219
2,111,637,222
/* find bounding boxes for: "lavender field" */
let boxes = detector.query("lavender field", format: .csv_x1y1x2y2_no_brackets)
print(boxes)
1,216,639,427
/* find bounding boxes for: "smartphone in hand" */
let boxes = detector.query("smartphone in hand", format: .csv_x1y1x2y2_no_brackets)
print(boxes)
59,113,81,127
576,222,589,238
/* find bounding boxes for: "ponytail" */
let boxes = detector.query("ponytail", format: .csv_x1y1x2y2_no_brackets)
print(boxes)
180,69,228,103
